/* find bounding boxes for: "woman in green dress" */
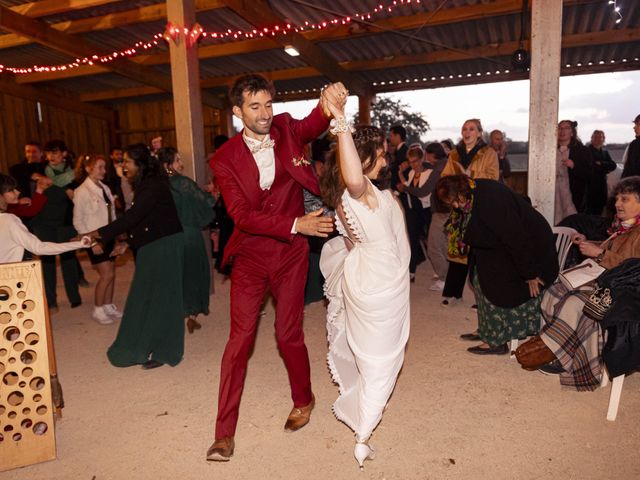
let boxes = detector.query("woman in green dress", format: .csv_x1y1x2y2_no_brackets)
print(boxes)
89,144,185,369
157,147,215,333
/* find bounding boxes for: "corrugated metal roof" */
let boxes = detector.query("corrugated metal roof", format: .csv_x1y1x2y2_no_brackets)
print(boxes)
0,0,638,103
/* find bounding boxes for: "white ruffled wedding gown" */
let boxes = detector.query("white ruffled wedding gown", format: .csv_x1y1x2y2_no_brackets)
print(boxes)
320,180,411,443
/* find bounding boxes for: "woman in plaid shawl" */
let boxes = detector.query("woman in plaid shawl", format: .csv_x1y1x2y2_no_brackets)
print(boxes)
517,176,640,390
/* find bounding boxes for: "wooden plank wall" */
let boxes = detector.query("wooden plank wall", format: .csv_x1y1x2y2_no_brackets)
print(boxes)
115,99,225,159
0,94,226,176
0,93,110,174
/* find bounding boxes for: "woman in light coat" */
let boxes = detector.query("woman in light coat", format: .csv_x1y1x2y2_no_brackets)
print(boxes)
73,154,121,325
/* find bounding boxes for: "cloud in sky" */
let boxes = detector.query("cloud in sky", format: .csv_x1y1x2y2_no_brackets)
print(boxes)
266,70,640,144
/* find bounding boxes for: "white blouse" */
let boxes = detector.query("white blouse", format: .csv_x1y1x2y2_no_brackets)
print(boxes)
0,213,85,264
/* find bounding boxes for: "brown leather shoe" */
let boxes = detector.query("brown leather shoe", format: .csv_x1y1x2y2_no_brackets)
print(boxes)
515,335,557,371
206,436,235,462
284,394,315,432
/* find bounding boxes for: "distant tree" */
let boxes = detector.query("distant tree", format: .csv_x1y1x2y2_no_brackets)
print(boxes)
353,96,430,144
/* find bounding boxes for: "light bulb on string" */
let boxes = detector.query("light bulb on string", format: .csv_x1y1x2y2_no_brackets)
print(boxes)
1,0,416,75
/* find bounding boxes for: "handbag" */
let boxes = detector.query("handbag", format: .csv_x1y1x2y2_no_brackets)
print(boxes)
582,287,613,321
558,258,605,290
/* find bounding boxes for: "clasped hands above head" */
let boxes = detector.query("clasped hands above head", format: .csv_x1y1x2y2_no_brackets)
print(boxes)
320,82,348,119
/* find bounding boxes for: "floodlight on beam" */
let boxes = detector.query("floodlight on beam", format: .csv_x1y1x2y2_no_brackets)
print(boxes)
284,45,300,57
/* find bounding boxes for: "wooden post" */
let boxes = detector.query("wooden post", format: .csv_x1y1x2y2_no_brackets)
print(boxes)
358,92,374,125
166,0,206,183
527,0,563,224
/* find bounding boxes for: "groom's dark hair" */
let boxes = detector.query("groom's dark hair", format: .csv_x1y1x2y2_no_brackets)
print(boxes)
229,74,276,108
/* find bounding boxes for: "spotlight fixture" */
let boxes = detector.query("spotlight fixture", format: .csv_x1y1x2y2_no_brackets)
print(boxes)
511,48,530,72
284,45,300,56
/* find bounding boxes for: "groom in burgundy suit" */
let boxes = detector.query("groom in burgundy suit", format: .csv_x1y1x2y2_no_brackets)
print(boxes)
206,74,345,461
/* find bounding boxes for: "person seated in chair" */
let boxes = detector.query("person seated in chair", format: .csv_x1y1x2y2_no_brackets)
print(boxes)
516,176,640,389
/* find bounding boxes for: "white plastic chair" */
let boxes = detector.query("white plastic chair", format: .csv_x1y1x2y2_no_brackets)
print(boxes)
509,226,579,357
601,370,625,421
552,226,578,271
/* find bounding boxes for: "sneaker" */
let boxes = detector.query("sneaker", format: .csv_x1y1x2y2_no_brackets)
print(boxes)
441,297,461,307
429,280,445,292
92,306,114,325
103,304,123,319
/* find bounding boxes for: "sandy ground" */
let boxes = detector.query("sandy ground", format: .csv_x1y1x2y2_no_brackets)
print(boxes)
5,253,640,480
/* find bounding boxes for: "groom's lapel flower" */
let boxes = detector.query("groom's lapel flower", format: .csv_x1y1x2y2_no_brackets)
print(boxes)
292,156,311,167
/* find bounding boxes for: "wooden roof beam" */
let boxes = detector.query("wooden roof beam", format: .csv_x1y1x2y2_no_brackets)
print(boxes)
0,0,226,49
0,5,224,109
10,0,119,18
222,0,370,97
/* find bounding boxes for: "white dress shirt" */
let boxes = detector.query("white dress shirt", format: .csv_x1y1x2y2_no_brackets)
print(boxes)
243,133,299,233
243,133,275,190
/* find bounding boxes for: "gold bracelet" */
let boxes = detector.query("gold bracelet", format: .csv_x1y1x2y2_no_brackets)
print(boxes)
329,117,354,135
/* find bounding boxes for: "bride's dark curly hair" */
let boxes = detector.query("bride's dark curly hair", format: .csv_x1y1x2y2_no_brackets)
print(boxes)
319,125,386,209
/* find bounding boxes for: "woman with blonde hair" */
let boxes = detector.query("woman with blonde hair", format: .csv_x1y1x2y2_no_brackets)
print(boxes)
73,154,121,325
440,118,499,311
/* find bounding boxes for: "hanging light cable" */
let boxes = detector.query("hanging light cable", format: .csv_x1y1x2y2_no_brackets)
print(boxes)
608,0,623,24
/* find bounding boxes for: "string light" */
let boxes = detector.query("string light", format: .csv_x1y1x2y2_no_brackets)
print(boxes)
608,0,623,24
0,0,419,75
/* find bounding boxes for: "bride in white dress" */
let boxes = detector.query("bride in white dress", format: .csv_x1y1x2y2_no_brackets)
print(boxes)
319,98,411,469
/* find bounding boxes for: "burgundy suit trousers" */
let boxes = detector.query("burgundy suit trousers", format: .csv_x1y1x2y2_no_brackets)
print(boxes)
215,235,313,438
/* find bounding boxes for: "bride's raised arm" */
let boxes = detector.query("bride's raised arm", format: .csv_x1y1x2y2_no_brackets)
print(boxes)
323,88,367,200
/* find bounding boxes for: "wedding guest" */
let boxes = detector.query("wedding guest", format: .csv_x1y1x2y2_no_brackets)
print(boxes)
436,175,558,355
157,147,215,334
516,176,640,387
440,119,499,307
9,141,47,199
489,129,512,183
556,120,592,219
397,145,431,282
73,154,121,325
88,144,184,369
104,147,125,212
621,114,640,178
421,142,450,291
586,130,617,215
31,140,82,310
0,174,90,264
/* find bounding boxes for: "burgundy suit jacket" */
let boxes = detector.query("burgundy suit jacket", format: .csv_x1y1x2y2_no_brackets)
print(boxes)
210,104,329,267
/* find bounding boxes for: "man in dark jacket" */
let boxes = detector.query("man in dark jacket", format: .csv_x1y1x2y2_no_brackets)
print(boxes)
586,130,617,215
621,114,640,178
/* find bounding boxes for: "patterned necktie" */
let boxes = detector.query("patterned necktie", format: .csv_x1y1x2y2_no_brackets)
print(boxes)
249,138,275,154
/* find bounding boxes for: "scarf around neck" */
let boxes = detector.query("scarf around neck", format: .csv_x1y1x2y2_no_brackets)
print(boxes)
607,214,640,237
456,142,484,170
445,178,476,260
